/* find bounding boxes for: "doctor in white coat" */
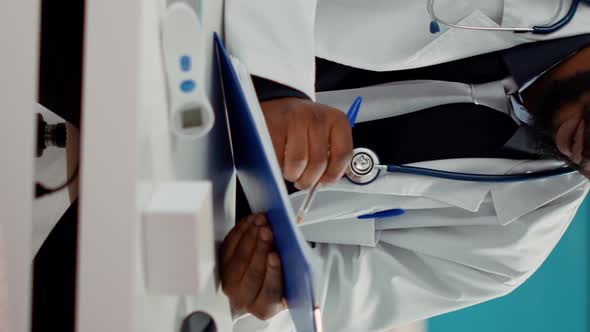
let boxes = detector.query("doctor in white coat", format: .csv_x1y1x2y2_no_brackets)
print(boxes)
220,1,590,331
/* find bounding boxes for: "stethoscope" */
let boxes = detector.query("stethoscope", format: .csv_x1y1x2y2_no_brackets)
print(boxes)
345,148,578,185
428,0,590,34
341,1,587,186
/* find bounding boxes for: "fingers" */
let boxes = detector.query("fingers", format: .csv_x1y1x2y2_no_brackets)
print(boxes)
238,225,274,306
295,116,329,189
221,215,255,264
283,113,309,183
261,99,291,171
321,111,353,183
260,98,353,188
249,252,287,320
272,133,287,171
264,112,287,170
221,218,259,287
220,214,286,321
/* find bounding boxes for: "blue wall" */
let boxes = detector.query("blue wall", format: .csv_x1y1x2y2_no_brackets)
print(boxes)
429,195,590,332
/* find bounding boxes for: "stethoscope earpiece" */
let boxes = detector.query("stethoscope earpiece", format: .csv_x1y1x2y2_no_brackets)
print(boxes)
429,21,441,34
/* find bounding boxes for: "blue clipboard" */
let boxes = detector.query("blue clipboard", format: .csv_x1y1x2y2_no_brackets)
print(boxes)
214,34,319,332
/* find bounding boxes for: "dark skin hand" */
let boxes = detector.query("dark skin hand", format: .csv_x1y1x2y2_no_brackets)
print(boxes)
221,98,352,320
261,97,353,190
221,214,287,320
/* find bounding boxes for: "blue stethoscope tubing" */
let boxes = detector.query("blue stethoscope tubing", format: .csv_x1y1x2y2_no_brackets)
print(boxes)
385,163,576,183
428,0,590,35
351,158,576,220
345,147,578,185
533,0,585,34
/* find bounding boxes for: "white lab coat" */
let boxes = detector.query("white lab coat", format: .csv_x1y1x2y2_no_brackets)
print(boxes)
226,1,590,331
226,0,590,98
235,159,589,331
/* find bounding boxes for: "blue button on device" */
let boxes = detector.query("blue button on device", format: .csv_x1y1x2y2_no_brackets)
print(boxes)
180,55,192,72
180,80,196,93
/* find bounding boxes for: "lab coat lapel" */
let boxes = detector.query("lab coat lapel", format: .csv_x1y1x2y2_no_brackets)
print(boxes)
490,160,588,225
316,3,516,72
400,10,517,71
320,158,524,212
294,159,515,246
315,0,590,73
295,158,588,246
295,158,496,246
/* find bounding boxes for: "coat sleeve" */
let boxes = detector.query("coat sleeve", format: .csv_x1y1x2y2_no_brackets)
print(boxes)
304,186,589,331
225,0,317,100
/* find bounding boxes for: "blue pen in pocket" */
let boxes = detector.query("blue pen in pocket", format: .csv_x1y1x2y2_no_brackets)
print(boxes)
346,96,363,127
358,208,406,220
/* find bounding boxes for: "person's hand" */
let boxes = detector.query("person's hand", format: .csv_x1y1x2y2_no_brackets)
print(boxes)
261,97,353,190
221,214,287,320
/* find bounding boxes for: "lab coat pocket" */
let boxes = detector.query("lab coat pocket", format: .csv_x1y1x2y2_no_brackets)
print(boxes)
403,10,520,70
299,216,379,247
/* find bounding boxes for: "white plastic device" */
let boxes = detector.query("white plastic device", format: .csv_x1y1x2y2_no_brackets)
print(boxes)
143,181,215,294
161,3,215,139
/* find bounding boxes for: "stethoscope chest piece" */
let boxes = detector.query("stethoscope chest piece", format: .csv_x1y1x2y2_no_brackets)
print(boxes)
346,148,382,185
